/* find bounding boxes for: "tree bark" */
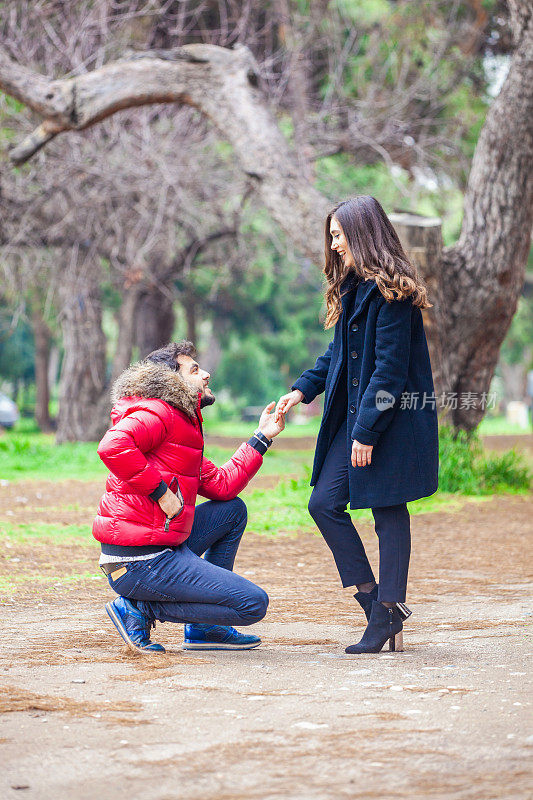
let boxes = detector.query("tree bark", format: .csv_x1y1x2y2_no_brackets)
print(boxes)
112,284,144,381
1,2,531,433
31,306,54,432
56,268,108,443
437,0,533,429
135,287,175,359
389,213,447,397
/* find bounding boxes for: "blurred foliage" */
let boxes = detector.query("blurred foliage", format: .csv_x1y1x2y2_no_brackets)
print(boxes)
0,305,34,386
499,296,533,369
437,425,531,494
0,0,529,420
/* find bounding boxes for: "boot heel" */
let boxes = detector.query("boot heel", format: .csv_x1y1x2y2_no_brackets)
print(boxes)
388,631,404,652
345,601,404,655
396,602,411,620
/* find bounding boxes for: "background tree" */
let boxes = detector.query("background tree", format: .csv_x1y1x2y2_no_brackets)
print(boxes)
0,0,531,437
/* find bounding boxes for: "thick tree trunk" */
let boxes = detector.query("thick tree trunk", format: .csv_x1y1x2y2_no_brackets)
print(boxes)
135,287,175,359
31,306,54,432
1,3,531,433
200,318,228,376
183,293,197,346
389,213,446,399
437,1,533,430
56,270,108,442
112,284,144,381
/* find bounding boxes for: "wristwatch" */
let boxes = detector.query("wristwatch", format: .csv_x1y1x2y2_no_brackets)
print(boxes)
254,429,273,448
247,428,273,455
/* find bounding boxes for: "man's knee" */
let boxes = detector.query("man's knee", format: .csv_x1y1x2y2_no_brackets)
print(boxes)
242,585,269,624
228,496,247,525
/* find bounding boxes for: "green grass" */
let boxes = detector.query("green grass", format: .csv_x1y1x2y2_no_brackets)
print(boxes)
243,472,496,535
208,445,311,477
0,432,106,481
213,414,532,439
1,521,93,545
205,418,321,438
0,438,310,483
1,422,529,532
3,413,530,483
478,415,532,436
438,425,531,494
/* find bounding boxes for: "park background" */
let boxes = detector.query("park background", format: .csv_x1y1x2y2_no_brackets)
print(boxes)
0,2,531,799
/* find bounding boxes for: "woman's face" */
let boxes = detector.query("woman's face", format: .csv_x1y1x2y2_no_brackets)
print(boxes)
330,216,355,268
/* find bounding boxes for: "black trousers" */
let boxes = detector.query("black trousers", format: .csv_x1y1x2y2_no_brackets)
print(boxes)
308,419,411,603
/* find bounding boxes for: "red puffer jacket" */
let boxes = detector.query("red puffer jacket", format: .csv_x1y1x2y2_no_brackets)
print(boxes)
92,361,262,547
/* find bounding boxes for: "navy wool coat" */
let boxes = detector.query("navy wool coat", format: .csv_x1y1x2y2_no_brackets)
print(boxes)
292,277,439,509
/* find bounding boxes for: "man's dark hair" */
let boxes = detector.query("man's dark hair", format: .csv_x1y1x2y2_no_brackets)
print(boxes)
145,341,197,372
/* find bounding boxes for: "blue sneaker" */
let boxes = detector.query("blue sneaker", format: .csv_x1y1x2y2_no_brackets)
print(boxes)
183,624,261,650
105,596,165,653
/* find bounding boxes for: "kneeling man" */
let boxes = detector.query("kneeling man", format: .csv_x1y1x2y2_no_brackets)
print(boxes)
93,340,284,653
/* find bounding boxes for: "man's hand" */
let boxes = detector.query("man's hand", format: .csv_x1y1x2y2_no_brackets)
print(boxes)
258,401,286,440
275,389,304,423
351,439,373,468
158,487,183,518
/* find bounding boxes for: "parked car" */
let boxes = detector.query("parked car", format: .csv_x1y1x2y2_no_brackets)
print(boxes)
0,393,19,429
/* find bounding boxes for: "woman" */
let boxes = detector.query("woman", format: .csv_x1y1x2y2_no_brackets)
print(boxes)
276,196,439,654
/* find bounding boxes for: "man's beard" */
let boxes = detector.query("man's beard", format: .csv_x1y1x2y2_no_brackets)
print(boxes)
200,390,216,408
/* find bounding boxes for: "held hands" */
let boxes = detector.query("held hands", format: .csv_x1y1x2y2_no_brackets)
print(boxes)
258,401,286,440
275,389,304,423
158,487,183,519
351,439,373,468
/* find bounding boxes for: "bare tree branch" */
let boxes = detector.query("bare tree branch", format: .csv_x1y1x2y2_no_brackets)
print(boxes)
0,42,328,261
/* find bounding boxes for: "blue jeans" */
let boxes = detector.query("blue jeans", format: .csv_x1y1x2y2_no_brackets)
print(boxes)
308,420,411,603
107,497,269,626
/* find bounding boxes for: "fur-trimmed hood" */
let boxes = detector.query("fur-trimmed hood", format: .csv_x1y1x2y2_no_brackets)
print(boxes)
111,361,199,418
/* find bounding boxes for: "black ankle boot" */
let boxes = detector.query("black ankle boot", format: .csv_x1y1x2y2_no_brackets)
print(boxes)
345,600,403,654
354,586,412,623
354,585,379,621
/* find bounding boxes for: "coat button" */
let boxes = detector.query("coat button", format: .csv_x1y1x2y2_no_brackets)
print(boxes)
349,404,356,413
351,350,358,359
352,378,359,386
351,323,358,331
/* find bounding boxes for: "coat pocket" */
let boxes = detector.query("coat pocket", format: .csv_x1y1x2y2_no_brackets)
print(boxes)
164,477,185,532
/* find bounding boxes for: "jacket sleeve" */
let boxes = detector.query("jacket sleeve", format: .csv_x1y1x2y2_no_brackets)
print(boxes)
198,442,263,501
97,408,169,495
291,339,334,404
351,297,412,447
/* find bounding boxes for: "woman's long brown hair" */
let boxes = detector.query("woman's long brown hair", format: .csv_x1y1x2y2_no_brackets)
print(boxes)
323,196,432,329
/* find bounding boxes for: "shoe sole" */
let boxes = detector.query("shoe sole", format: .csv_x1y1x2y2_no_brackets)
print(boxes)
105,602,165,654
182,641,262,650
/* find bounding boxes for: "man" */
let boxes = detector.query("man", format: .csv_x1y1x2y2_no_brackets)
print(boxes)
93,341,284,653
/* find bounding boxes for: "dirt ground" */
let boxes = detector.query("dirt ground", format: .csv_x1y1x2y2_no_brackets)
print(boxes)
0,478,532,800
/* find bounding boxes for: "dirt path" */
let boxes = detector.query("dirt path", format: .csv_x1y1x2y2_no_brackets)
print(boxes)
0,492,532,799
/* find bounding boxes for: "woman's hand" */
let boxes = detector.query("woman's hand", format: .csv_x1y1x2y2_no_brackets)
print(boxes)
258,401,286,440
275,389,304,422
158,487,183,519
351,439,373,468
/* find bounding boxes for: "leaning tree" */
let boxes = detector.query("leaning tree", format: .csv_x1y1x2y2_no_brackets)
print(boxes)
0,0,531,435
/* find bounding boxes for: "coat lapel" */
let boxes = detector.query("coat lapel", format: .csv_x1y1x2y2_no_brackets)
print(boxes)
347,279,379,323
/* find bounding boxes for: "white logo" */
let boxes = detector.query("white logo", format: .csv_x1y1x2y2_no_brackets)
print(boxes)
375,390,395,409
